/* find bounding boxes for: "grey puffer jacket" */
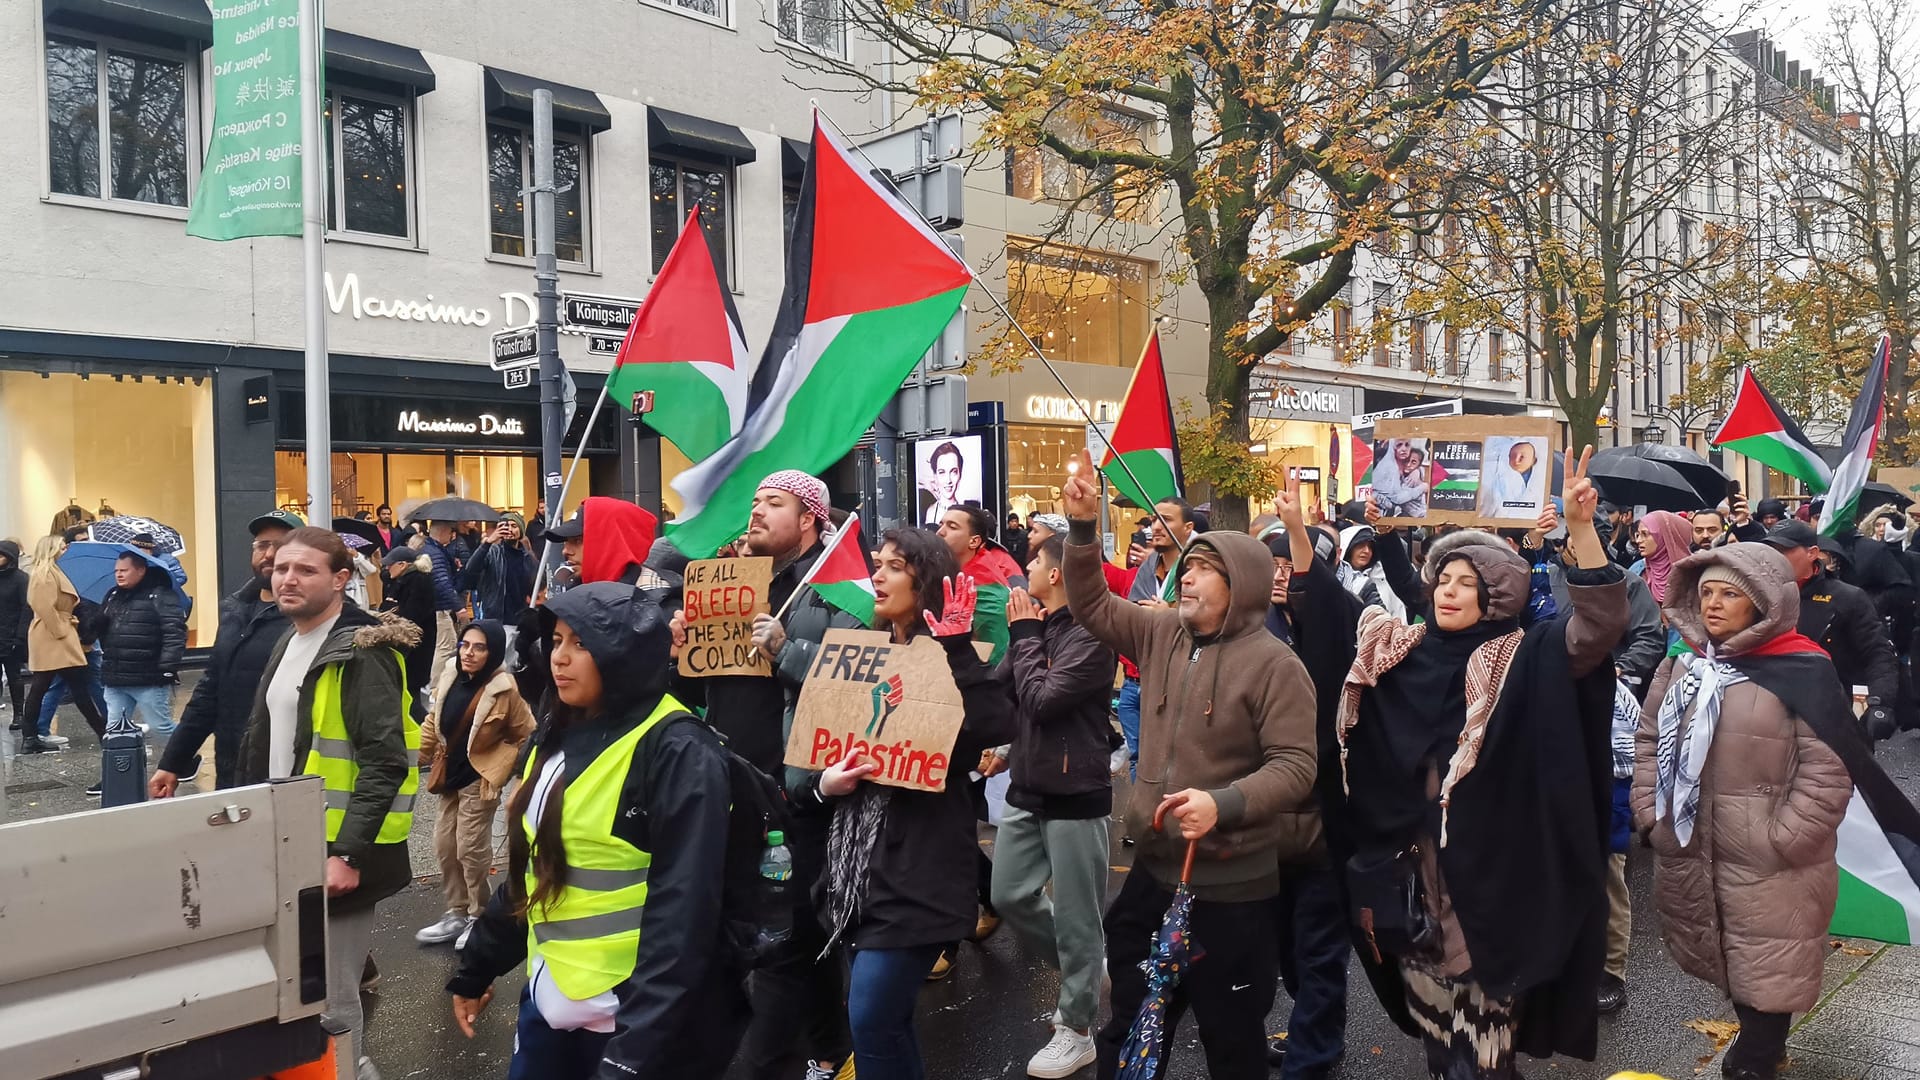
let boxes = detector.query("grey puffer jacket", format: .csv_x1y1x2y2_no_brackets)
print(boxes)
1633,544,1853,1014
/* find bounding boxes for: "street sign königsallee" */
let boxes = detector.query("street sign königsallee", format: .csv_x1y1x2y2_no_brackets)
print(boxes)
503,365,534,389
490,326,538,370
562,293,642,334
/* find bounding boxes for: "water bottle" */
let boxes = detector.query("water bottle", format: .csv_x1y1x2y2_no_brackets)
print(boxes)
759,831,794,882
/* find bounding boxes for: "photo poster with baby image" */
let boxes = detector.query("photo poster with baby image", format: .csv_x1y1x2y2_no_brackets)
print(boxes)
1372,416,1557,528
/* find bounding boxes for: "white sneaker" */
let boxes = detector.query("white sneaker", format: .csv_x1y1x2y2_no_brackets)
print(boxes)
39,734,69,748
356,1056,382,1080
455,922,473,951
415,911,470,945
1027,1025,1096,1078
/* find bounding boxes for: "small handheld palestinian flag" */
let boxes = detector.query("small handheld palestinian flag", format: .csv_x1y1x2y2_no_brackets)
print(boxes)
1100,332,1183,516
793,513,875,627
1709,365,1833,494
1820,334,1892,537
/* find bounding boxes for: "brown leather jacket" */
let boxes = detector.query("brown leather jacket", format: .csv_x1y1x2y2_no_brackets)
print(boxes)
420,666,536,801
1634,544,1853,1014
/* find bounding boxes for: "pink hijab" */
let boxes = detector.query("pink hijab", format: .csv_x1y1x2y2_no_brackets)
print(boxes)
1638,510,1696,603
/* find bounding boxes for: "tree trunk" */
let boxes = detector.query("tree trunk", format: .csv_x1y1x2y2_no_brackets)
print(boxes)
1205,304,1253,534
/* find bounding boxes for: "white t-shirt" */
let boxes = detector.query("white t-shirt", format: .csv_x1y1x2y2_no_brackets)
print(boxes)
522,751,622,1033
266,611,340,778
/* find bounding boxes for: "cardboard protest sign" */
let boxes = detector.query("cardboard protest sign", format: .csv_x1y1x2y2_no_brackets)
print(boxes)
785,628,978,793
1372,416,1557,528
677,557,773,677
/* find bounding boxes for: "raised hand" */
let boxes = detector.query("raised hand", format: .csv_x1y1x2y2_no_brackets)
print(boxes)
923,573,978,637
1062,449,1101,521
1274,484,1305,530
1006,586,1044,624
1563,444,1597,525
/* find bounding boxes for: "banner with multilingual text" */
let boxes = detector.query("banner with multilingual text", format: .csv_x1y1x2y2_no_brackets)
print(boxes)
188,0,305,240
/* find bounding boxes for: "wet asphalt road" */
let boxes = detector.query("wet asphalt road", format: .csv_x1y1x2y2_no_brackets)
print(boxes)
9,687,1920,1079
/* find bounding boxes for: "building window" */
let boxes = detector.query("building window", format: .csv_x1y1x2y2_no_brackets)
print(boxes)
1332,305,1352,353
645,0,729,24
1410,319,1429,370
1007,109,1153,223
650,158,731,284
783,177,804,249
1371,283,1391,366
778,0,845,56
1445,326,1463,375
1008,239,1152,368
45,33,192,207
1488,330,1505,378
488,123,589,264
326,90,412,239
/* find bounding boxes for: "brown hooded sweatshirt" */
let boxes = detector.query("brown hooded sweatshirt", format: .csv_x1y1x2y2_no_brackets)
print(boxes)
1065,519,1320,901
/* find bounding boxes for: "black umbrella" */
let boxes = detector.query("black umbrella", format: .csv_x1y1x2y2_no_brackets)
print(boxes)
1586,450,1704,512
1859,481,1916,519
333,517,383,548
402,497,501,525
1612,443,1729,507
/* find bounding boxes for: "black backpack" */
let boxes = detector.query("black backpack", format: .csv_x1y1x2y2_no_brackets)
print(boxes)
658,715,798,970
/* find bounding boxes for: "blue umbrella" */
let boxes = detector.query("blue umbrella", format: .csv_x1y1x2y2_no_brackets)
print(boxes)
1117,800,1205,1079
57,542,189,610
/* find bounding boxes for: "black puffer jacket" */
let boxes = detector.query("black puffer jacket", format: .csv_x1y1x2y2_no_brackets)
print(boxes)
1799,566,1902,739
1001,606,1116,819
158,577,288,787
0,540,27,657
99,574,186,686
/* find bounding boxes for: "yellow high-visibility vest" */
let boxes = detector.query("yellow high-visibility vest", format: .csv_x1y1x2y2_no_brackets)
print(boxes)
304,663,420,845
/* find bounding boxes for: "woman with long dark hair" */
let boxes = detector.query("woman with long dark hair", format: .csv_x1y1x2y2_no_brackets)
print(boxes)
1278,448,1629,1079
445,582,746,1079
800,528,1015,1080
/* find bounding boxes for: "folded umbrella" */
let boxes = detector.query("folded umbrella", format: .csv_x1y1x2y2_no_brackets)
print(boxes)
57,542,189,609
402,497,501,525
89,515,185,555
1586,450,1704,513
1116,799,1205,1080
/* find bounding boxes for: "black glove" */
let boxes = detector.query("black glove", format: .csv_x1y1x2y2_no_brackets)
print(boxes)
1866,703,1897,741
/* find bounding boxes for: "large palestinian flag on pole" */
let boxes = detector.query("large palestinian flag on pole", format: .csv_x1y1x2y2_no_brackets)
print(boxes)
668,113,973,558
605,208,750,462
1709,366,1833,494
1100,331,1183,514
1820,334,1892,537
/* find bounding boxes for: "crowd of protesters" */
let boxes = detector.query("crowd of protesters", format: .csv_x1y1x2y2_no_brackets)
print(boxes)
9,452,1919,1080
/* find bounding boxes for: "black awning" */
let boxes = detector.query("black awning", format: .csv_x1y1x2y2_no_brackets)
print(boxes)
43,0,210,46
325,31,436,95
648,106,758,165
781,137,810,182
483,68,612,132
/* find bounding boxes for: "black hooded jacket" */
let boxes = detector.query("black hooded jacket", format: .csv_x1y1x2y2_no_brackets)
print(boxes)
1798,565,1901,736
99,569,186,686
0,541,27,657
378,564,438,693
159,576,288,787
451,582,742,1073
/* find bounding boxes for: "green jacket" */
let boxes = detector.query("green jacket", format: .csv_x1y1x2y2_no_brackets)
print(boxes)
238,602,419,911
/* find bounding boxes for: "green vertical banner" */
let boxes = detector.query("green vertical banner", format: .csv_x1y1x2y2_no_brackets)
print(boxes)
187,0,307,239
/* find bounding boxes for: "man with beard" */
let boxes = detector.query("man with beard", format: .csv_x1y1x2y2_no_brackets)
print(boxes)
151,510,301,792
669,471,865,1080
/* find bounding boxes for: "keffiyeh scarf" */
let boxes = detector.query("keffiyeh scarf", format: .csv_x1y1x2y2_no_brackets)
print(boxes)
1653,650,1747,847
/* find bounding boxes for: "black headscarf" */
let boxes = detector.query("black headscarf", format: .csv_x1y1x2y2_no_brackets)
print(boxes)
439,619,507,741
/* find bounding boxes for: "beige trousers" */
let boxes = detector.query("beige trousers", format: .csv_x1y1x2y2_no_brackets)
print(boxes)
1605,851,1631,979
434,785,499,917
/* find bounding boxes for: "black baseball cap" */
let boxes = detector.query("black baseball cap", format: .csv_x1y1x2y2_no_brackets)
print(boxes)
1760,521,1820,550
248,509,305,535
547,512,586,541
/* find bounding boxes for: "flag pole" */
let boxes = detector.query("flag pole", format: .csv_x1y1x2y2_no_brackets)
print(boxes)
817,109,1192,552
298,0,330,521
528,385,613,602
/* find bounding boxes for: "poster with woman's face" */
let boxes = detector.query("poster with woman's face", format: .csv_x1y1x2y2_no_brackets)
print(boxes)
1372,417,1557,527
914,435,984,526
1367,438,1432,519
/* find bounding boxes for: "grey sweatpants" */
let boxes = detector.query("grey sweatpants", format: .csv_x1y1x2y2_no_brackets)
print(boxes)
325,904,378,1078
989,805,1110,1032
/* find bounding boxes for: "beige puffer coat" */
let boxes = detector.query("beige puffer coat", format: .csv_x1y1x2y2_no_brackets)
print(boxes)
1633,543,1853,1014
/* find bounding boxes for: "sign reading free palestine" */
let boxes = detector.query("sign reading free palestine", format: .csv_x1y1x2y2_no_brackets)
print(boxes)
186,0,305,240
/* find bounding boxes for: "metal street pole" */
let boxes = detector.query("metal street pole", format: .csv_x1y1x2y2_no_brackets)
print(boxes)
299,0,330,521
533,89,564,573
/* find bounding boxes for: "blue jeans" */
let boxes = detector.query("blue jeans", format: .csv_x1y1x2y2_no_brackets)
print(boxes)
105,683,174,737
1116,677,1141,780
38,651,107,737
1275,862,1350,1077
846,944,944,1080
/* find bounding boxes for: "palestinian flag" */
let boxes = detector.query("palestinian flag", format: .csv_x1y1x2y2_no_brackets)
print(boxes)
1820,335,1892,537
668,113,973,557
1352,436,1376,488
1710,366,1833,494
1833,788,1920,943
606,208,750,462
799,513,875,627
1100,332,1183,514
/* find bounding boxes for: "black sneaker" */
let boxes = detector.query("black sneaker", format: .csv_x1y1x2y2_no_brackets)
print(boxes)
1121,834,1135,847
1596,973,1627,1014
85,783,103,797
